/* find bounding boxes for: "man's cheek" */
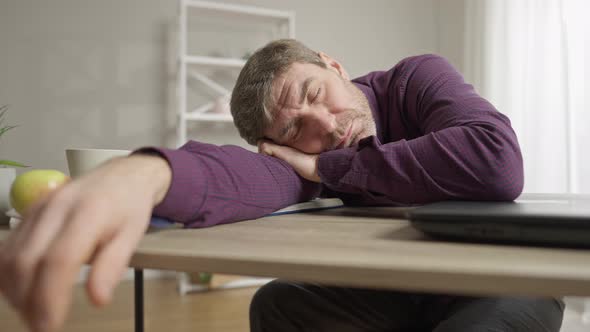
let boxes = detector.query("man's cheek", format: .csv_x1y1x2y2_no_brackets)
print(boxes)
296,141,321,154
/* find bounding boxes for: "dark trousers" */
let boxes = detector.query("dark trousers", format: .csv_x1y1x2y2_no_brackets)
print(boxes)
250,280,564,332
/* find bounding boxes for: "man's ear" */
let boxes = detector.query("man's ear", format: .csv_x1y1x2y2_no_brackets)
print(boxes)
318,52,350,80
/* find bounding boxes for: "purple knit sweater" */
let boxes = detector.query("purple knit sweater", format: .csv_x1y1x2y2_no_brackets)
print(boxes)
136,55,523,228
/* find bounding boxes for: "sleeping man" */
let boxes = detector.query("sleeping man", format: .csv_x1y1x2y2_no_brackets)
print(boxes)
0,39,564,332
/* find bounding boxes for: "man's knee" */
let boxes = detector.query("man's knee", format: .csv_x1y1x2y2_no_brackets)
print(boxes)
250,280,304,332
250,279,290,317
434,297,564,332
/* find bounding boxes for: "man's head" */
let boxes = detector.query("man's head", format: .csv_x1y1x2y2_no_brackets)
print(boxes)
231,39,376,153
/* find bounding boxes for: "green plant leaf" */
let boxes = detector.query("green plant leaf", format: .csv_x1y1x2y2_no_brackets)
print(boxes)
0,105,8,117
0,105,18,139
0,124,18,138
0,106,7,128
0,160,29,167
0,106,25,166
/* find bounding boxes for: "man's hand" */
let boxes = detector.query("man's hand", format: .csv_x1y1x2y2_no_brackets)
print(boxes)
0,154,171,332
258,139,321,183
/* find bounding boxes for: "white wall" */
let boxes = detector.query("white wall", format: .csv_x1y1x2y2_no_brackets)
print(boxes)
436,0,466,72
0,0,439,175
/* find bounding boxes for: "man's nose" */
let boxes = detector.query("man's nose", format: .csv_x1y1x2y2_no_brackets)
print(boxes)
306,107,337,134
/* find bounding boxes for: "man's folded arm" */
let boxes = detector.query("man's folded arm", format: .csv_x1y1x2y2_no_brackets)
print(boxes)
318,55,524,204
133,141,321,228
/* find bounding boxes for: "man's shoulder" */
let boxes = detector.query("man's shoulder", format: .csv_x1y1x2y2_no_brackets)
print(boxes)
395,54,455,75
352,54,452,84
396,54,449,66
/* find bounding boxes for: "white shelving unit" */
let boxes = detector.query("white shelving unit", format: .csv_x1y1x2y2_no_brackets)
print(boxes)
177,0,295,147
174,0,294,294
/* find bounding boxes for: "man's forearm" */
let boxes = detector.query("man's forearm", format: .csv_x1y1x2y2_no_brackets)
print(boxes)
318,122,523,204
133,141,321,227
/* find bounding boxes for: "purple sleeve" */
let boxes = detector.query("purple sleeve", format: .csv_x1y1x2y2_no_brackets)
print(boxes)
134,141,321,228
318,55,523,204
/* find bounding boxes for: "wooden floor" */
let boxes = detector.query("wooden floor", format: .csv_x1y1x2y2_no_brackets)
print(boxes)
0,276,257,332
3,277,588,332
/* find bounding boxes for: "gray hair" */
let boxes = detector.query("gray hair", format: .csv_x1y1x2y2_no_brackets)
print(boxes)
230,39,326,145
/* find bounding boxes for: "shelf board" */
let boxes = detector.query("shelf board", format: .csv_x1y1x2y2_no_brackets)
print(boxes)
184,55,246,67
185,113,234,122
185,0,293,20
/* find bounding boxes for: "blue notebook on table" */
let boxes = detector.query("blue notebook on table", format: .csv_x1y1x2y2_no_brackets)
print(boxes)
149,198,344,229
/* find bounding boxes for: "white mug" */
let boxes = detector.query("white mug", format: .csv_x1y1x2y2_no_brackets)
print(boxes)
65,148,131,178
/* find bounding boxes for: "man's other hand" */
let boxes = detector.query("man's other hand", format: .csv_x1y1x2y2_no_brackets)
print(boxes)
0,154,171,332
258,139,321,183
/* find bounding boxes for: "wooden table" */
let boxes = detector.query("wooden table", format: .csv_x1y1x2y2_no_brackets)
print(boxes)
3,206,590,331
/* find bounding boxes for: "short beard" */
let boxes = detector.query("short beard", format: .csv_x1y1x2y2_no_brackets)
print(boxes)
328,80,376,149
348,80,377,140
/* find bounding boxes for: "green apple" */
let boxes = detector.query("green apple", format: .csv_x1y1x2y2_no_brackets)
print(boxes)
10,169,70,215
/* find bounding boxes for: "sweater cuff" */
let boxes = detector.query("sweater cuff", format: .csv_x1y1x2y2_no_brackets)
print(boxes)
132,147,205,223
317,146,356,188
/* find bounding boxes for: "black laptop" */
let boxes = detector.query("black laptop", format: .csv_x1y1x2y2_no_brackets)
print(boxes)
409,194,590,248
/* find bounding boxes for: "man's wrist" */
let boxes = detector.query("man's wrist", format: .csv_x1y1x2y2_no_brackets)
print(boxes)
125,154,172,206
312,154,321,183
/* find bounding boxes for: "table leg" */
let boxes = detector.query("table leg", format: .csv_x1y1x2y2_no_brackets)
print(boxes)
134,269,144,332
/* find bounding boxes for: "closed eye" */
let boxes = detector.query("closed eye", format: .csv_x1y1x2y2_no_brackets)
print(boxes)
290,118,303,142
311,87,321,103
